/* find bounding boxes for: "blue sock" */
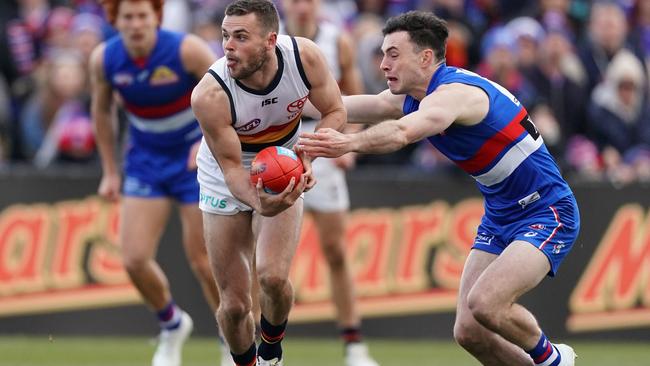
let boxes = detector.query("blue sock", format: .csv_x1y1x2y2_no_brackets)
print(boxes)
156,300,181,330
526,333,561,366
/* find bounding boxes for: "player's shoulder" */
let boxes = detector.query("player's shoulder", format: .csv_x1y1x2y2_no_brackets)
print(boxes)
191,71,228,110
291,36,322,66
89,42,108,74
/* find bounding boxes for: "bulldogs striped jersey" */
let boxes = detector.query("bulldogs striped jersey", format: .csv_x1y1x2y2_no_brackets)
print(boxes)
104,29,201,150
205,35,311,168
403,64,572,222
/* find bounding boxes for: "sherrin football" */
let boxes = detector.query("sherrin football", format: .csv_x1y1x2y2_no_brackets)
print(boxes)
250,146,304,194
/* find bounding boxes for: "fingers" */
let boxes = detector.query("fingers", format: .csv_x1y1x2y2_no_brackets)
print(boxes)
299,129,333,140
303,173,316,191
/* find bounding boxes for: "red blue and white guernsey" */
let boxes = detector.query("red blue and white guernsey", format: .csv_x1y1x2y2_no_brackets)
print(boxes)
103,29,202,203
103,29,201,150
403,64,573,223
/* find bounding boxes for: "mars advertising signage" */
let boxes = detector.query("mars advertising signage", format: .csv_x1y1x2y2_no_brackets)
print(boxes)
0,197,138,317
0,172,648,339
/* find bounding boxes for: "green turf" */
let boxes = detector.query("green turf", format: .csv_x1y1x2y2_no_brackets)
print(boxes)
0,336,647,366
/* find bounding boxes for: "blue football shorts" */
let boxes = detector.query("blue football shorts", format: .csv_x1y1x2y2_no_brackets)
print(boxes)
123,143,199,204
472,195,580,276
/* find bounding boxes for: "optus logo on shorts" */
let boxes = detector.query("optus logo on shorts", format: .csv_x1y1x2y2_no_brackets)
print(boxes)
200,193,228,209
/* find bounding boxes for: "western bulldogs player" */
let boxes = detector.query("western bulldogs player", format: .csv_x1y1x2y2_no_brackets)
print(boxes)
90,1,222,365
299,11,579,366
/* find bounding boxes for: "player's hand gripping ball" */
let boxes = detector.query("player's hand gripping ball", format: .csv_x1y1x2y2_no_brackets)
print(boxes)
250,146,304,194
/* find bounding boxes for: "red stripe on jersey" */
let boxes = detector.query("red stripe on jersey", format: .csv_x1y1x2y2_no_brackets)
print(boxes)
123,90,192,118
457,108,528,174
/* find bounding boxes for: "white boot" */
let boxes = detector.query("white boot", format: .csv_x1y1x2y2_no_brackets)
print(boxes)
152,311,193,366
555,344,577,366
345,343,379,366
257,356,283,366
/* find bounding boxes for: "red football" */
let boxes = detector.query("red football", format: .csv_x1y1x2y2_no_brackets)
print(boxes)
250,146,304,194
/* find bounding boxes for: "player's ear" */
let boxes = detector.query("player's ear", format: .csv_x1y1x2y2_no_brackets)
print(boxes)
266,32,277,50
421,49,434,67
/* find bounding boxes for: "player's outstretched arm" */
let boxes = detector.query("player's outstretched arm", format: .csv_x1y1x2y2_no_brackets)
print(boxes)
89,43,120,201
344,90,405,124
299,83,484,157
301,90,405,124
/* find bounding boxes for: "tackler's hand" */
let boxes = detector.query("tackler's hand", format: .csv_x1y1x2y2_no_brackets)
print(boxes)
298,128,352,158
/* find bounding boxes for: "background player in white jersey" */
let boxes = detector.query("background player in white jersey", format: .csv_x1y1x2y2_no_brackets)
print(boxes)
191,0,346,365
280,0,378,365
90,1,222,366
300,11,579,366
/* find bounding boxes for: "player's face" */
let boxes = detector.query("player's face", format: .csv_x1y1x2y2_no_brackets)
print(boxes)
222,13,274,80
380,32,426,95
282,0,319,27
115,0,160,52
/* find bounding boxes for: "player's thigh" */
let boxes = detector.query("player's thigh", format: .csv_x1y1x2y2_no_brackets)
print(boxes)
456,249,498,315
310,210,346,249
202,211,255,290
255,199,304,277
120,197,172,259
472,241,550,305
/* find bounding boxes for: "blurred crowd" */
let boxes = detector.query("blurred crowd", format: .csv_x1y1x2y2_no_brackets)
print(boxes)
1,0,650,186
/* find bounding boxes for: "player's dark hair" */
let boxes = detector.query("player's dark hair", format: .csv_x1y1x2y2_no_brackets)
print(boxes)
225,0,280,34
382,11,448,62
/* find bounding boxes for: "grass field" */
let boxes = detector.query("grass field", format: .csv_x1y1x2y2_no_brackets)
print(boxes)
0,336,647,366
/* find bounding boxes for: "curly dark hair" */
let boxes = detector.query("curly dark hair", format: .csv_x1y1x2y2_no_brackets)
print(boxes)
382,11,448,62
225,0,279,34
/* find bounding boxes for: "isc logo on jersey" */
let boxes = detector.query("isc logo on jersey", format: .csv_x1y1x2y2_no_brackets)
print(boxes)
149,65,179,86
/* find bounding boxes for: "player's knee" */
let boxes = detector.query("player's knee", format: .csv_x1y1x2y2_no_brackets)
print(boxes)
121,252,148,274
218,297,251,323
453,321,486,351
467,291,500,329
258,272,290,296
321,241,346,269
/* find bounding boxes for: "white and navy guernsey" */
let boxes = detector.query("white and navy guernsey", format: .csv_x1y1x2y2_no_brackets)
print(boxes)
403,64,573,222
103,29,202,150
206,34,311,168
280,21,341,81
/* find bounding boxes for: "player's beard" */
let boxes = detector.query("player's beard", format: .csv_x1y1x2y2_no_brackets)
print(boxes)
232,46,269,80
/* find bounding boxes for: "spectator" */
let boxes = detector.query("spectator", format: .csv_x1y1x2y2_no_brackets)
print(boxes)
587,49,650,184
42,6,75,57
579,1,639,95
507,16,545,74
70,12,106,65
476,26,537,109
19,51,94,166
525,26,587,165
629,0,650,81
